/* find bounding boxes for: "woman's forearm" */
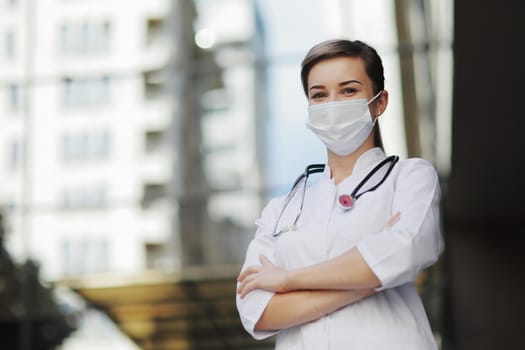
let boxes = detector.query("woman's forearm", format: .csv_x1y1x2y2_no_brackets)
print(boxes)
237,215,401,298
254,288,374,331
237,248,381,298
281,214,403,292
287,247,381,291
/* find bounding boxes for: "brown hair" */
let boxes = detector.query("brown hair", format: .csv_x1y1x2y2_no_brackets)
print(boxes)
301,39,385,149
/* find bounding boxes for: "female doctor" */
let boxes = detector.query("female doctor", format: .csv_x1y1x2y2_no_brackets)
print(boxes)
236,39,441,349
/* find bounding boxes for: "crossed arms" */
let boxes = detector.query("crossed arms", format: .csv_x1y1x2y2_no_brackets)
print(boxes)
237,213,400,331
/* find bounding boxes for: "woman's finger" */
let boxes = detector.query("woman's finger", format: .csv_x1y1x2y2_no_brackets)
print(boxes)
237,265,260,282
238,276,259,298
237,273,253,294
239,281,253,298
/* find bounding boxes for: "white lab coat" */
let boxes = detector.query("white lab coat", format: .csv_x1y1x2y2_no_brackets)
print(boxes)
236,148,441,350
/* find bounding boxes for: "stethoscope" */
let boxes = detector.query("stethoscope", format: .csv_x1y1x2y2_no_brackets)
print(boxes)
272,155,399,238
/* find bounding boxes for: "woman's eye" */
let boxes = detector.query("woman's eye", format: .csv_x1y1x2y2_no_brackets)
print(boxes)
343,88,357,95
310,92,326,100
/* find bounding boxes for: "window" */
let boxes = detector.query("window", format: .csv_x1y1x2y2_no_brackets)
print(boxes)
143,69,165,100
99,130,111,158
7,140,20,170
60,20,111,53
5,30,15,58
141,183,167,208
145,130,165,153
145,242,167,269
7,84,19,110
63,76,111,107
200,88,231,111
62,132,86,161
62,238,110,276
60,185,107,209
146,17,165,46
61,130,111,162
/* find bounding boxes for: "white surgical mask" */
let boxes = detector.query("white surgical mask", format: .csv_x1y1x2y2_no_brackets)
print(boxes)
306,91,382,156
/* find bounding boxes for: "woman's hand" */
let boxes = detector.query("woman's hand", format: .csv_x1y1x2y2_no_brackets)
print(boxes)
237,255,289,298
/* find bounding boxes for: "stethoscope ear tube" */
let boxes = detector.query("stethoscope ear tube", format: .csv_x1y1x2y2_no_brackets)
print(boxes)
272,164,325,237
290,164,325,191
350,155,399,200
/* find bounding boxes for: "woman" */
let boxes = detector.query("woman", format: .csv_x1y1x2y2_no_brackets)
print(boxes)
236,39,440,349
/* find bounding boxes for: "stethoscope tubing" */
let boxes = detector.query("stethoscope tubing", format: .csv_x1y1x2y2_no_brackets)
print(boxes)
271,156,399,238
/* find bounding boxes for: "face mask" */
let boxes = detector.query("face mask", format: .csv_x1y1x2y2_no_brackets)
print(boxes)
306,91,382,156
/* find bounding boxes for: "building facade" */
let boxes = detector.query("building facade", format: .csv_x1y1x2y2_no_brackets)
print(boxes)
0,0,265,288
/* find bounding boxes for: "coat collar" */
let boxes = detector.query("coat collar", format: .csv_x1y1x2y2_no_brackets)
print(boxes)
323,147,387,187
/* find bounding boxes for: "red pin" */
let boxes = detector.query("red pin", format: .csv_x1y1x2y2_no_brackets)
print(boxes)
338,194,354,210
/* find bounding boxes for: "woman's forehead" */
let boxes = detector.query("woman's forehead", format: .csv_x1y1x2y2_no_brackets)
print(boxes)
308,56,369,86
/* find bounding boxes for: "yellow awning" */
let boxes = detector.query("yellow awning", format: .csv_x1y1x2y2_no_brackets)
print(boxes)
58,265,274,350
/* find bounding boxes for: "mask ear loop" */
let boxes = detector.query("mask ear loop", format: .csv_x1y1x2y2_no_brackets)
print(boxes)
367,90,383,105
368,90,384,125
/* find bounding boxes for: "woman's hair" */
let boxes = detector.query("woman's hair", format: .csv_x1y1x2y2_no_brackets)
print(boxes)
300,39,385,149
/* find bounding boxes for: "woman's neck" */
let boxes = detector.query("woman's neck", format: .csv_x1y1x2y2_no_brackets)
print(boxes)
327,138,375,184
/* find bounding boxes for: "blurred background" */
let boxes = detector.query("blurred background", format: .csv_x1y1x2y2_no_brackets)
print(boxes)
0,0,523,349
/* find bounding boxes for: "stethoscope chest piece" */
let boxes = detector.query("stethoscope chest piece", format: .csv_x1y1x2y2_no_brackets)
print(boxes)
337,194,354,211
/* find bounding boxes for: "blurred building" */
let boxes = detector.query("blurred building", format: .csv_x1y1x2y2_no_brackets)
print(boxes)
1,0,174,280
0,0,268,349
175,0,268,267
0,0,266,279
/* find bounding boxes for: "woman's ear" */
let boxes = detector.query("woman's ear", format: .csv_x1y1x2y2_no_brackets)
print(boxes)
375,90,389,117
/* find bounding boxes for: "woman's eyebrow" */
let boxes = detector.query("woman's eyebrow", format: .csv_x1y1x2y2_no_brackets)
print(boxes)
309,84,325,91
309,80,362,91
339,79,362,86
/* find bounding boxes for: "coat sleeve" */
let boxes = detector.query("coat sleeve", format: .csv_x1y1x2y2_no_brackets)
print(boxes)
356,158,441,291
236,197,283,339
